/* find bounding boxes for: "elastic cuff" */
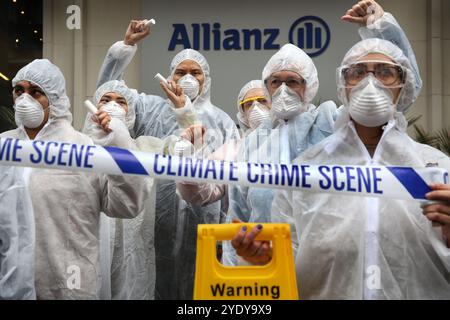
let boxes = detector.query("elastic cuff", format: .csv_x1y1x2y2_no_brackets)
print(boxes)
109,40,138,58
168,95,192,113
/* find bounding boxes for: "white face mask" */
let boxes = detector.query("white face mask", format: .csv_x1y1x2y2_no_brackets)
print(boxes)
101,101,127,124
348,75,395,127
271,83,306,120
247,102,271,129
178,74,200,101
14,93,47,129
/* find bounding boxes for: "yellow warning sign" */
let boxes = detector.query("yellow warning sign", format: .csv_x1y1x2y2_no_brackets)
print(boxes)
194,223,299,300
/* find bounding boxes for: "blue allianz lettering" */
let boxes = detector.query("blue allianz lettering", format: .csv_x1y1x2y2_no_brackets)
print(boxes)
168,23,280,51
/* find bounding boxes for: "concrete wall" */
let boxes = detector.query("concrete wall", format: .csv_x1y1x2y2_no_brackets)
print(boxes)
43,0,449,133
442,0,450,130
43,0,141,130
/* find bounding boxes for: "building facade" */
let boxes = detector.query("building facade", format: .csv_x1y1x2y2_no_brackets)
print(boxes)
42,0,449,135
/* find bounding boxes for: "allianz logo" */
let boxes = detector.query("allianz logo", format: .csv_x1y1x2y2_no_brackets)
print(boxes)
168,16,331,57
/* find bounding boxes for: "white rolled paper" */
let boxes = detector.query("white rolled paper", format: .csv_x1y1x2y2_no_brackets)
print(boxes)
84,100,98,114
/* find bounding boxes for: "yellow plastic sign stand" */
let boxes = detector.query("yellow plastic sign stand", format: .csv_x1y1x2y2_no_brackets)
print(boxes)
194,223,299,300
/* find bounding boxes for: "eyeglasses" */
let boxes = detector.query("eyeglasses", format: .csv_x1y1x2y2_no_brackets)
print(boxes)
239,96,270,111
341,60,406,87
265,76,306,90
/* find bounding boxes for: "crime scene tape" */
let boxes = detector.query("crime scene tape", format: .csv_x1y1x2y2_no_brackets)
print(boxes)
0,137,448,201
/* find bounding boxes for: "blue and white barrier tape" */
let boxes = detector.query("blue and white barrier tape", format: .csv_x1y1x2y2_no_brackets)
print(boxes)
0,138,448,201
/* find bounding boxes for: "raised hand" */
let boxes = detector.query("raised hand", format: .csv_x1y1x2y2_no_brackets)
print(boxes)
160,80,187,109
341,0,385,27
124,20,151,46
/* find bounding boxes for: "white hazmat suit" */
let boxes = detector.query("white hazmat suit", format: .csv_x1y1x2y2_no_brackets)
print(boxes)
272,38,450,299
0,59,148,299
83,80,197,300
96,41,240,299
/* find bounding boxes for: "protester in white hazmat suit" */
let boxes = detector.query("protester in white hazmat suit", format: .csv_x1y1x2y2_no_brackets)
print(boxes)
96,20,239,299
175,80,270,262
0,59,148,299
82,80,198,299
177,80,270,208
232,36,450,299
223,0,425,267
235,80,272,136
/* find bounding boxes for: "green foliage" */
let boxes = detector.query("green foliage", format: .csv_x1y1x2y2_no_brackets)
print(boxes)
434,128,450,156
406,114,450,156
406,114,422,128
412,125,438,147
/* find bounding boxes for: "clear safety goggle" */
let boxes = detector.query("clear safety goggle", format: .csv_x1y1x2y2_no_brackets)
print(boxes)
338,60,407,88
239,96,270,111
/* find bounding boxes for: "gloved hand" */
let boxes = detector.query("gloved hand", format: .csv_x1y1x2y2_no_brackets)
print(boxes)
124,19,151,46
341,0,385,26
